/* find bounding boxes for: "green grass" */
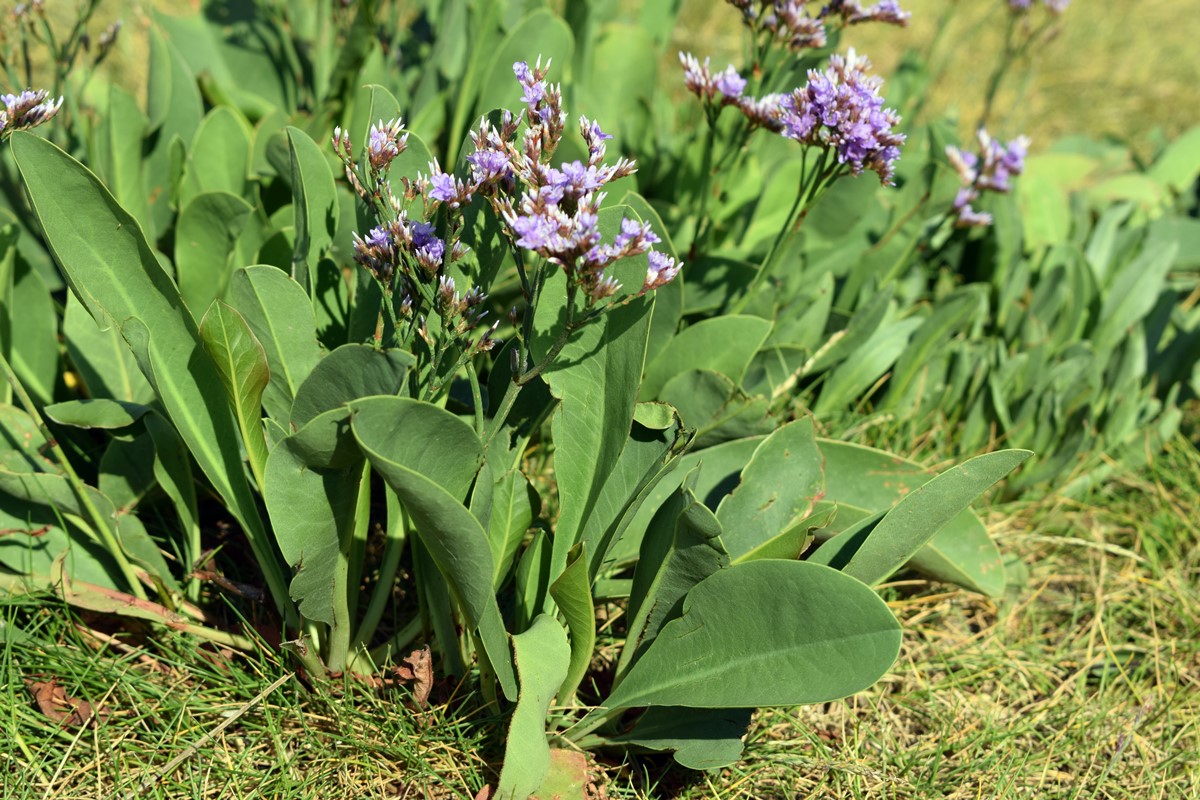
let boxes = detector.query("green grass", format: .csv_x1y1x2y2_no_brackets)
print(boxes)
5,432,1197,799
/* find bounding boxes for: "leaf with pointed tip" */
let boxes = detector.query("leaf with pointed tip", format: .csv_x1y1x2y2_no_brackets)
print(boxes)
228,266,322,422
810,449,1031,586
44,400,150,430
10,132,289,614
812,439,1009,596
286,127,338,293
199,301,271,488
715,418,824,560
548,543,594,703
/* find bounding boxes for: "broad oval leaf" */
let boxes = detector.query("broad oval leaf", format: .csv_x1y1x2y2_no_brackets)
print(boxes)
605,560,901,710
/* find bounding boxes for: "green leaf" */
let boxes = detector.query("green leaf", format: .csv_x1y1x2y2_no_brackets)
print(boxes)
5,259,58,404
659,369,774,448
199,301,271,488
813,316,922,417
144,28,203,235
641,316,772,399
175,192,254,314
285,126,338,293
350,396,516,699
44,399,150,430
610,707,752,770
1149,124,1200,193
609,436,764,567
547,543,594,703
263,411,363,628
179,106,251,207
714,418,824,560
11,132,290,616
496,614,571,800
814,439,1007,595
880,287,986,413
806,287,892,375
605,560,901,709
63,293,154,404
95,85,154,241
228,266,322,422
487,467,536,588
1092,241,1176,354
291,344,414,428
145,413,200,563
0,468,175,590
531,264,653,587
623,486,729,675
810,450,1031,586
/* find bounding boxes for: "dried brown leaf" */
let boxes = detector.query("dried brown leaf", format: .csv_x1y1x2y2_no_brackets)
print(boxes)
25,678,109,727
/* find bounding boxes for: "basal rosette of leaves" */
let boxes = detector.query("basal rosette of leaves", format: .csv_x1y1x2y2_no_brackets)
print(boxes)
16,0,1197,796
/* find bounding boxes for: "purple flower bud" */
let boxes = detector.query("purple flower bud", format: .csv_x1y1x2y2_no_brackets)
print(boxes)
0,88,62,135
643,250,682,293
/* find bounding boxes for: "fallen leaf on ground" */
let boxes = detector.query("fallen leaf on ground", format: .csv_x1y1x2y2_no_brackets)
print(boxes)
25,678,109,727
396,645,433,708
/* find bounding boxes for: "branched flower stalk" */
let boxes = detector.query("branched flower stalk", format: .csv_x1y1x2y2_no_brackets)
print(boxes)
334,59,681,443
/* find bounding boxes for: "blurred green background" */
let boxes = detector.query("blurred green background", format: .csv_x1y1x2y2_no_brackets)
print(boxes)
671,0,1200,156
43,0,1200,157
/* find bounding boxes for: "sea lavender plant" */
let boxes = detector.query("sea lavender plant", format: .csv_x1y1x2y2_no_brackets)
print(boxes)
333,58,680,399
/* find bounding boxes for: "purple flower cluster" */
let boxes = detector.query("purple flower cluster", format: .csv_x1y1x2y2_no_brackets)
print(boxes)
723,0,910,52
776,51,906,184
0,89,62,137
352,213,449,281
680,53,750,106
483,61,679,304
945,129,1029,227
1008,0,1069,13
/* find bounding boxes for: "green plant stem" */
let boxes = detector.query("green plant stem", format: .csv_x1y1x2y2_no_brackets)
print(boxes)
352,493,408,654
466,360,485,436
730,164,813,314
179,623,258,652
366,616,422,665
0,351,147,601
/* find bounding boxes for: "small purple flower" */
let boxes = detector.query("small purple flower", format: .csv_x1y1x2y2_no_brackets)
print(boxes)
714,66,747,99
643,250,682,294
428,172,458,203
424,161,473,208
581,117,614,165
411,221,446,273
366,118,408,172
467,148,511,185
365,226,391,250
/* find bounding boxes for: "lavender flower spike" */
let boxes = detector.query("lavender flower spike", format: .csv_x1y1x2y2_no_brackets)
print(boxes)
0,89,63,137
